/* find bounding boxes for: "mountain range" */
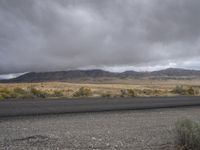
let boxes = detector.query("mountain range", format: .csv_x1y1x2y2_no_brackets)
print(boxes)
1,68,200,83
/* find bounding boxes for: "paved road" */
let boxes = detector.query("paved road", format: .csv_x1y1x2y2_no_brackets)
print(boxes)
0,96,200,117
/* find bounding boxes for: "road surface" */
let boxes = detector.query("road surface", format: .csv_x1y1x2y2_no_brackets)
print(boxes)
0,96,200,117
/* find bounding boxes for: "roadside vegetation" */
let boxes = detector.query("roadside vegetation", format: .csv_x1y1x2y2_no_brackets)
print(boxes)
0,82,199,100
101,93,112,98
120,89,136,97
73,87,92,97
172,85,198,96
0,87,48,99
52,90,64,97
175,119,200,150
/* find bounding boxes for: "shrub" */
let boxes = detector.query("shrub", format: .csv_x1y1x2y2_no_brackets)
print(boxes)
172,85,187,95
0,88,34,99
127,89,136,97
53,90,63,97
0,87,49,99
0,95,4,100
172,85,197,96
13,87,26,94
120,89,127,97
175,119,200,150
0,92,11,99
0,88,13,99
120,89,135,97
30,88,48,98
187,87,195,96
11,88,30,98
101,93,112,98
0,88,10,95
73,87,92,97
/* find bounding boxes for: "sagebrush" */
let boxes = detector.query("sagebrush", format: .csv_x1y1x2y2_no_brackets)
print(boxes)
175,119,200,150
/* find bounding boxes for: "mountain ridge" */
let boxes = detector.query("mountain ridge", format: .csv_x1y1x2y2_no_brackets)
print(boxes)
1,68,200,83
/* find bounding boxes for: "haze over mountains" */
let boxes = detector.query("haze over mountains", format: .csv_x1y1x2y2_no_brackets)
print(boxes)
1,68,200,83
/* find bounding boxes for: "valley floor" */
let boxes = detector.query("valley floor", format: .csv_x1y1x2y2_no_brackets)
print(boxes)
0,79,200,99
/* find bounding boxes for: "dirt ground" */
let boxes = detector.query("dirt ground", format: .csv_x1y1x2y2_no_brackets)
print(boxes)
1,79,200,98
0,107,200,150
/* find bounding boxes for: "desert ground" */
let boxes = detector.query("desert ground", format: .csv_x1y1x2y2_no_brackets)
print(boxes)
1,107,200,150
0,79,200,99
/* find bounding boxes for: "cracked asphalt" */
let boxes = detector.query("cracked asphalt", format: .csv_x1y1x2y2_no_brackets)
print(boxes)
1,107,200,150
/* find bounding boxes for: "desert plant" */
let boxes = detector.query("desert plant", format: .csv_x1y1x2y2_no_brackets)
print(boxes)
53,90,63,97
120,89,127,97
175,119,200,150
73,87,92,97
0,88,11,95
120,89,135,97
0,87,35,99
172,85,187,95
0,88,13,99
127,89,136,97
101,93,112,98
30,88,48,98
11,87,30,98
13,87,26,94
0,95,4,100
0,92,11,99
187,87,195,96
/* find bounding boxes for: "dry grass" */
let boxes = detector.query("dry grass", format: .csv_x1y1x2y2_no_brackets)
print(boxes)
0,79,200,100
175,119,200,150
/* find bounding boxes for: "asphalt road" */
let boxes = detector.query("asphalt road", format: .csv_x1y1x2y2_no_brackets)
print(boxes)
0,96,200,117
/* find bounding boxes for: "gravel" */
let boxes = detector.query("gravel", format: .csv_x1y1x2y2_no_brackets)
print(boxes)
1,107,200,150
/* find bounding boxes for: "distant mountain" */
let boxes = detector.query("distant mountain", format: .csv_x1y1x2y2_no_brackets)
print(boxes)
151,68,200,76
1,68,200,83
1,70,117,83
119,70,142,78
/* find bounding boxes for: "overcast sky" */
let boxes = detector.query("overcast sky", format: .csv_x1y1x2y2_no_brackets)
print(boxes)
1,0,200,76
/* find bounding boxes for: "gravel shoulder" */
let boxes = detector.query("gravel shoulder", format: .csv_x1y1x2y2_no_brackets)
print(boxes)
1,107,200,150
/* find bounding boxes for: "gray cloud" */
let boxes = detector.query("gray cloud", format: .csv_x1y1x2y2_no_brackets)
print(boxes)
1,0,200,74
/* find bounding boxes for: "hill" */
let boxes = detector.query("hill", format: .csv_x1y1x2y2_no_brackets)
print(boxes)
1,68,200,83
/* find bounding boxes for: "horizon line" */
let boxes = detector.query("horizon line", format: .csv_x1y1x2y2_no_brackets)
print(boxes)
0,67,200,80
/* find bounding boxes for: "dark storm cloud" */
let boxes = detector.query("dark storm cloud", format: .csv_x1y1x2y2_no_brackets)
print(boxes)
1,0,200,74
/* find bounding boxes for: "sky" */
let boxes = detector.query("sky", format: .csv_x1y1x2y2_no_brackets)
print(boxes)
1,0,200,78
